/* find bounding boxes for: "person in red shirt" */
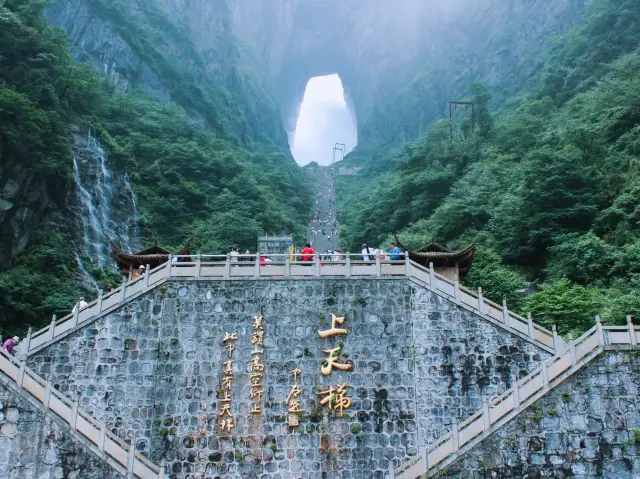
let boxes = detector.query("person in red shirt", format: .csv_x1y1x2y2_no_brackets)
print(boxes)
300,243,315,262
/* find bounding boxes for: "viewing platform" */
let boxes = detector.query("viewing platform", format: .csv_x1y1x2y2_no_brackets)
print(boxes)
21,253,562,357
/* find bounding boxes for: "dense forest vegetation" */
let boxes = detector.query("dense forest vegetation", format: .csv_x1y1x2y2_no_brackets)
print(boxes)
0,0,313,335
338,0,640,336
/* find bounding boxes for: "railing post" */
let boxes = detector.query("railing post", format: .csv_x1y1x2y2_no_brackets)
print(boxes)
404,251,410,276
595,315,605,346
512,380,520,408
477,288,485,316
23,328,32,357
97,290,104,312
72,302,80,328
451,422,459,452
345,254,351,278
527,312,535,340
453,280,460,302
224,255,231,279
502,298,509,326
159,458,167,479
166,255,173,278
98,425,107,451
70,400,79,429
552,325,560,351
16,362,26,388
121,281,127,302
627,315,637,346
127,440,136,474
375,254,381,277
422,447,429,471
482,399,490,430
568,333,576,366
540,363,549,390
48,314,57,342
254,255,260,278
429,262,435,288
43,382,52,408
144,264,151,287
315,254,321,277
195,255,202,279
284,256,291,278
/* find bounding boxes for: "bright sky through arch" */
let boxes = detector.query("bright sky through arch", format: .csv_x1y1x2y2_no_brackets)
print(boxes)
291,74,357,166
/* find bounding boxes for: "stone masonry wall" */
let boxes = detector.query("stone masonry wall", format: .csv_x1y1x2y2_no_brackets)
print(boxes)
437,351,640,479
27,278,550,478
411,286,548,447
0,375,125,479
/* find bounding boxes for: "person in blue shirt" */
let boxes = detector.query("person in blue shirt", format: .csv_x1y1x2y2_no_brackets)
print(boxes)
389,242,404,260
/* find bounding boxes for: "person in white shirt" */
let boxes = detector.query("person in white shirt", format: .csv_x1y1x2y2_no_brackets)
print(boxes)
72,297,88,313
361,244,372,261
230,247,239,262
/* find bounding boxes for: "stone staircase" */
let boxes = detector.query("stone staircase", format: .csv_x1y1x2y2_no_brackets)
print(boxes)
0,348,165,479
22,256,561,357
394,317,639,479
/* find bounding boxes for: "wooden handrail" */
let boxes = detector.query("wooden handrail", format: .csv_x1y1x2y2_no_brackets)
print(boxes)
395,323,631,479
0,348,161,478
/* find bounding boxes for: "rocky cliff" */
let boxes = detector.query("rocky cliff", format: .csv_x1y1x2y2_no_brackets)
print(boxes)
45,0,587,150
228,0,587,145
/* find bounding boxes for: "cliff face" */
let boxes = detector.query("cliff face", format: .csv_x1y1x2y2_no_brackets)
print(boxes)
0,155,52,268
1,0,586,267
45,0,587,149
227,0,588,144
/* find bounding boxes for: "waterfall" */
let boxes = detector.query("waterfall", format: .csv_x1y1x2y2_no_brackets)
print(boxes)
75,254,101,293
70,128,140,272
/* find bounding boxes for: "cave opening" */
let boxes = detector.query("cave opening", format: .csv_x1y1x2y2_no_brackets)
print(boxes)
290,74,357,166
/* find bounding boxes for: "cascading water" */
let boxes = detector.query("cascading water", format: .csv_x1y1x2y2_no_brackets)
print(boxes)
70,128,140,280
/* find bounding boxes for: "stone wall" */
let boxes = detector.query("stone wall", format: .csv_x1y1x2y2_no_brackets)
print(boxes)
0,375,125,479
27,278,550,478
411,287,547,447
437,351,640,479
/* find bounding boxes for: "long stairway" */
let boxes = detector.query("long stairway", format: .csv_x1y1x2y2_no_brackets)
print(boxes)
0,348,164,479
394,317,640,479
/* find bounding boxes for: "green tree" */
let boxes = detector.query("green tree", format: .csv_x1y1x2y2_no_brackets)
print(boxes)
463,249,525,308
523,279,601,335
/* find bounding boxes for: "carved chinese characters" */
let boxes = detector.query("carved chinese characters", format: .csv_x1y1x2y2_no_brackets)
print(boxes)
318,384,352,417
287,368,304,414
248,316,265,414
317,313,352,416
218,332,237,432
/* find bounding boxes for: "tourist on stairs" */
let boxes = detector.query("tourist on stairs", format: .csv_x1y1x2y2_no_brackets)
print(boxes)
389,242,404,261
301,243,315,262
72,296,88,314
2,336,19,356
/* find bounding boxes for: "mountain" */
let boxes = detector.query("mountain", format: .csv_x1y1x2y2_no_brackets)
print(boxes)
1,0,638,338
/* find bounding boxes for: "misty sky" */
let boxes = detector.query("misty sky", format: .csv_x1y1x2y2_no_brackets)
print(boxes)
291,74,357,166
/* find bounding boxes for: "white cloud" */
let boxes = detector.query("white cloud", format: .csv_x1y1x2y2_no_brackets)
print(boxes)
292,74,357,166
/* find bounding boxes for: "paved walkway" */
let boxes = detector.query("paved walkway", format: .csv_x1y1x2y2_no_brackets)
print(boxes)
308,167,339,253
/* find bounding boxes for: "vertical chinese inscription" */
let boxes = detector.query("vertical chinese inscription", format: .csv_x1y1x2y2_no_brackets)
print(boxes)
287,368,304,427
287,368,304,413
249,315,265,414
218,332,238,432
317,314,352,415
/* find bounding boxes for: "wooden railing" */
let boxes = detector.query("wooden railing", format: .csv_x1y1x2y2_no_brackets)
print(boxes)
394,316,638,479
0,348,164,479
23,253,558,356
